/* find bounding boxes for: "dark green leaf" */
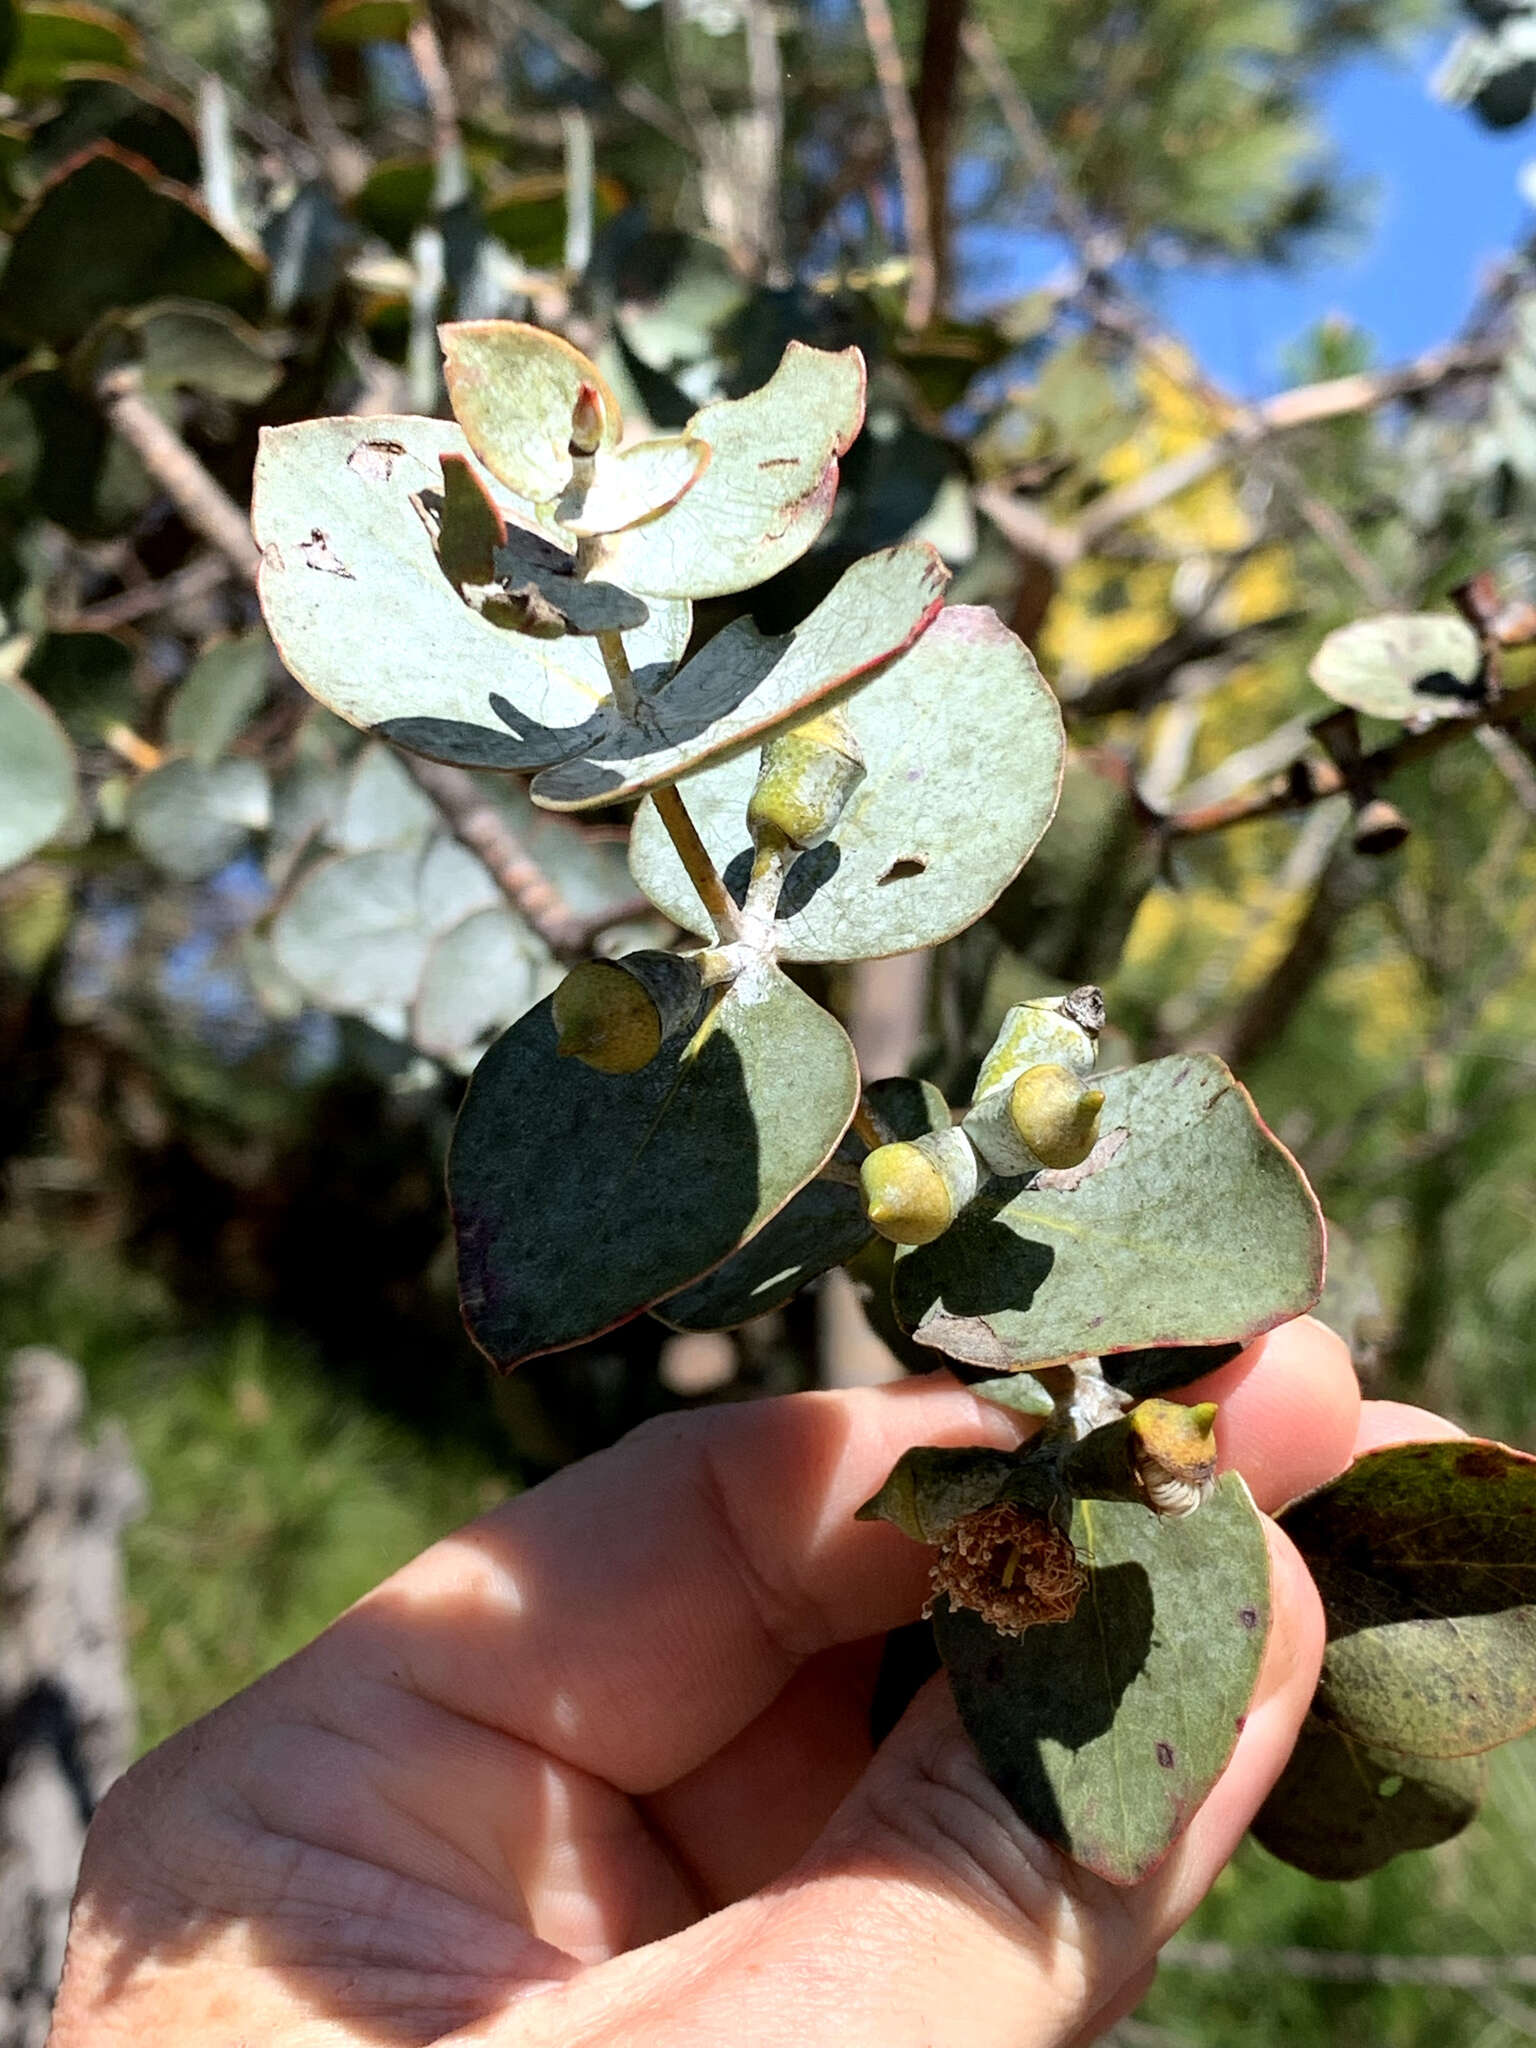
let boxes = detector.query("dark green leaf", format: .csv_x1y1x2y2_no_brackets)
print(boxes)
1251,1715,1485,1881
626,604,1063,955
76,298,282,404
935,1474,1270,1884
856,1445,1023,1544
5,1,136,95
0,144,265,349
315,0,417,43
893,1053,1324,1372
1280,1438,1536,1758
29,67,199,183
450,965,859,1367
655,1074,950,1331
21,628,134,742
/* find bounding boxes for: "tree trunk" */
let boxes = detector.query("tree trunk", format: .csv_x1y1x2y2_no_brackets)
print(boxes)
0,1350,143,2048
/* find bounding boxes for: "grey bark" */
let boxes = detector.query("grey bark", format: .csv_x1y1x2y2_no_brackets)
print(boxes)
0,1350,143,2048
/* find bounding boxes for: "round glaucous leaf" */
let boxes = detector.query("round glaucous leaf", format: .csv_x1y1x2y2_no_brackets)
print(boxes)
654,1074,949,1330
1250,1716,1485,1881
1279,1437,1536,1759
449,962,859,1367
0,674,76,870
164,631,270,766
125,757,269,880
439,319,622,506
530,542,948,812
325,741,438,852
271,841,481,1013
628,606,1065,957
252,415,689,772
893,1053,1324,1372
411,905,547,1066
1309,612,1484,722
598,340,867,599
75,298,283,406
934,1473,1271,1884
5,2,137,95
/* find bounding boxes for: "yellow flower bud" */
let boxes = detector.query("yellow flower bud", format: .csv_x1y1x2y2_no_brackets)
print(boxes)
551,952,701,1075
974,987,1103,1099
746,703,866,852
1008,1063,1105,1171
860,1126,979,1246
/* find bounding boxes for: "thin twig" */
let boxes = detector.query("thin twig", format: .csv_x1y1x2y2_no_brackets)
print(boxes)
914,0,966,312
858,0,936,329
483,0,696,152
742,0,787,282
397,757,607,956
1170,682,1536,837
406,9,470,210
561,108,595,279
652,785,741,941
65,555,231,633
97,371,262,574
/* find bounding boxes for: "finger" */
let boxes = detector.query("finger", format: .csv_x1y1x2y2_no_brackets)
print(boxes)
1354,1399,1467,1455
334,1321,1359,1799
488,1518,1323,2048
1180,1315,1360,1511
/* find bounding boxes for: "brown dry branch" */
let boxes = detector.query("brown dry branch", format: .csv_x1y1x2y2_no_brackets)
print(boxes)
481,0,696,152
858,0,936,329
914,0,966,313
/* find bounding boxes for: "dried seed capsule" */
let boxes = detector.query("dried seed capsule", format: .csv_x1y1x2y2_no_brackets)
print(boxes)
552,951,702,1075
746,704,866,853
859,1125,979,1246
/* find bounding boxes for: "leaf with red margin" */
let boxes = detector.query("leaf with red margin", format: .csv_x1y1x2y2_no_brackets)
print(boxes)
892,1053,1325,1371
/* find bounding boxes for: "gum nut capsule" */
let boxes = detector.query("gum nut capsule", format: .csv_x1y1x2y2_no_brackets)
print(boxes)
551,952,701,1075
974,987,1104,1098
859,1125,979,1247
860,1142,952,1246
1008,1063,1106,1171
746,704,866,851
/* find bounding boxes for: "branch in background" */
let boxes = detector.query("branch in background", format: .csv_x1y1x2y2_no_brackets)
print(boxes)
1171,677,1536,837
561,108,595,279
92,369,610,955
401,757,648,957
1072,341,1503,552
858,0,936,329
97,370,262,575
914,0,965,314
406,9,471,210
742,0,787,283
65,554,232,633
482,0,696,153
1191,829,1366,1070
1068,609,1305,719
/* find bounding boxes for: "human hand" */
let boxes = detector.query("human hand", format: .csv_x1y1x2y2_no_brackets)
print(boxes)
50,1320,1454,2048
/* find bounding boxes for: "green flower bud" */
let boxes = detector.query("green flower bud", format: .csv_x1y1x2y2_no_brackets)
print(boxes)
1058,1398,1218,1520
746,704,866,853
1008,1063,1105,1171
974,987,1104,1099
860,1125,979,1246
552,951,702,1075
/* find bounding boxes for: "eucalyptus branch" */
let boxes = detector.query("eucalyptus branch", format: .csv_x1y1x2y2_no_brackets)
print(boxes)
1170,677,1536,838
652,786,742,942
405,9,471,211
96,370,262,575
858,0,936,330
914,0,965,312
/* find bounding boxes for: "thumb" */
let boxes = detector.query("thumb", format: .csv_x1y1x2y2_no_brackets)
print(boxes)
501,1520,1321,2048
